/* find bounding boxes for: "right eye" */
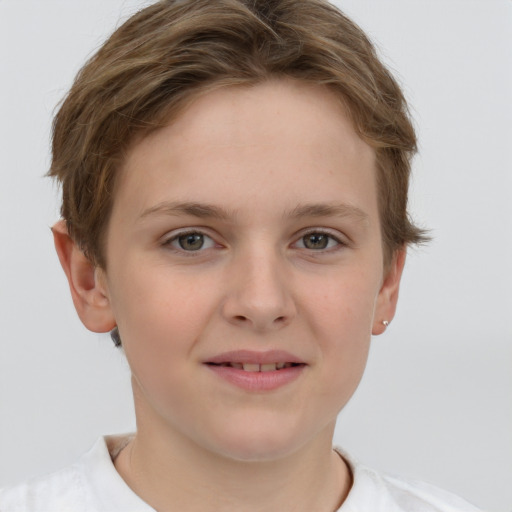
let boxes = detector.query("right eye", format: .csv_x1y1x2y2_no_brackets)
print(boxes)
165,231,216,252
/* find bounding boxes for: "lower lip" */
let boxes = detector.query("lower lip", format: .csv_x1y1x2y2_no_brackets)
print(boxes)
205,364,305,391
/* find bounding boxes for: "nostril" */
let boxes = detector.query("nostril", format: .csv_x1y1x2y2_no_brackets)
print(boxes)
228,313,290,329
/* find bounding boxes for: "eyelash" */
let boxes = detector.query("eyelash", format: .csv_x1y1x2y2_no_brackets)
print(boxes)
161,228,346,255
162,230,218,254
294,230,345,252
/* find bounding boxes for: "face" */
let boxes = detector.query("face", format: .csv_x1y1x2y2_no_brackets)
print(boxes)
96,80,401,461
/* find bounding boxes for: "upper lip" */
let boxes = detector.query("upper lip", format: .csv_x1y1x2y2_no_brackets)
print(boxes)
205,350,306,365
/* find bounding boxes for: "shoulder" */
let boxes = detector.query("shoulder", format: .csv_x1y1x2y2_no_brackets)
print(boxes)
0,434,150,512
0,460,90,512
336,448,483,512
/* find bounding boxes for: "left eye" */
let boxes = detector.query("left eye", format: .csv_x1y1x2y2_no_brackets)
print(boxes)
167,232,216,251
296,233,340,250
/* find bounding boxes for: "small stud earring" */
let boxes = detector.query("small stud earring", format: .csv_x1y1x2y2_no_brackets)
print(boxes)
382,320,389,327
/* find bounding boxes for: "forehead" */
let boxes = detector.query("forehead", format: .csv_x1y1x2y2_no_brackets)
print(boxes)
115,79,378,221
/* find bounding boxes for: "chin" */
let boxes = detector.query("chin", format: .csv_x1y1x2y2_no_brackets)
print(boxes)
215,440,299,463
203,419,316,463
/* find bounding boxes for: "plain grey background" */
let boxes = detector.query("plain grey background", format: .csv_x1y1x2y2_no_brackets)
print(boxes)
0,1,511,511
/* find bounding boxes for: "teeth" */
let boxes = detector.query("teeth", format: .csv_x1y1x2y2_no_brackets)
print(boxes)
208,361,300,371
242,363,260,372
226,362,295,371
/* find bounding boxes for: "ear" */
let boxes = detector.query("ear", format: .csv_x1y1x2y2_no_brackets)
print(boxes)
372,248,406,335
52,220,116,333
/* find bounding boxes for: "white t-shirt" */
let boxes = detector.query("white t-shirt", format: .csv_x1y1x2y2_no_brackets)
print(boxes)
0,434,483,512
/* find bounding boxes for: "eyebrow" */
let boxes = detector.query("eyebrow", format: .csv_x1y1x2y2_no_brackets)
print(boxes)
138,200,369,223
139,201,232,221
288,203,369,223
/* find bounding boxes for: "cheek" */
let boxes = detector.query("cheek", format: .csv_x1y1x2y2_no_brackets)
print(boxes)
303,266,380,341
111,260,213,327
300,268,379,390
107,264,217,376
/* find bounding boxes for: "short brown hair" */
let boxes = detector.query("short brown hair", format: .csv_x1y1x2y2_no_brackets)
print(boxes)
49,0,428,268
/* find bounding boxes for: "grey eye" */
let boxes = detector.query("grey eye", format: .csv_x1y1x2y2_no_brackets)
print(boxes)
165,231,217,253
296,232,341,251
177,233,206,251
302,233,330,250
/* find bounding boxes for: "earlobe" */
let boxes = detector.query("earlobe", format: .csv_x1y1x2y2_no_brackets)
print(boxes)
52,220,116,333
372,248,406,336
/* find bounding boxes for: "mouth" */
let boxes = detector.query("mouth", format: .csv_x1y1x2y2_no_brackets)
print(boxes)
204,350,306,391
206,362,304,372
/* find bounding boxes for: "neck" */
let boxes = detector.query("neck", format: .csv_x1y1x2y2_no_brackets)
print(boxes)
114,400,351,512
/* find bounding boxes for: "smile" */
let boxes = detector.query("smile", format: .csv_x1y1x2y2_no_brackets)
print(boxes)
204,351,306,391
207,362,302,372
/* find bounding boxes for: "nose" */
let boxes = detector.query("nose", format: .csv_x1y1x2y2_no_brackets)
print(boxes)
221,248,297,332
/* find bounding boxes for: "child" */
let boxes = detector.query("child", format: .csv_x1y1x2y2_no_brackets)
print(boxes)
0,0,484,510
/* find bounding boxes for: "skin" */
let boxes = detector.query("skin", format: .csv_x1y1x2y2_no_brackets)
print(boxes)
53,79,405,511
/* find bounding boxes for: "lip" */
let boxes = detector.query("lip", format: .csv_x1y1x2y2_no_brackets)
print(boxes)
204,350,307,392
205,350,306,366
